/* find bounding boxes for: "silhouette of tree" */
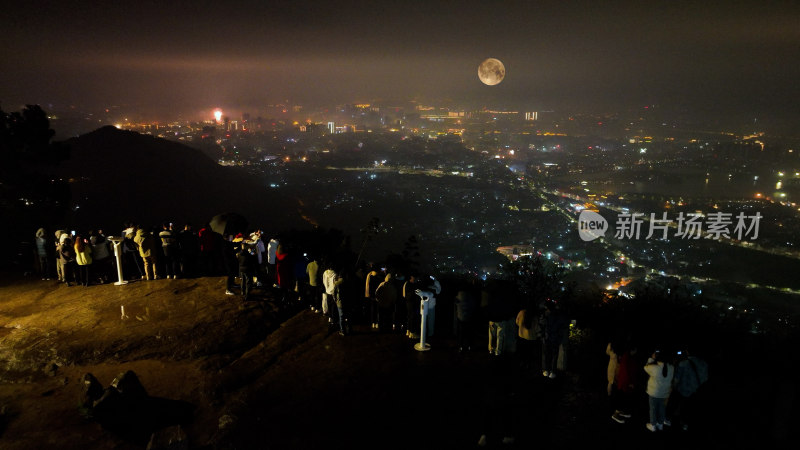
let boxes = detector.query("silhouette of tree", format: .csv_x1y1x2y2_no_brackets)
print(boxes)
355,217,386,268
0,105,71,268
1,105,68,166
499,255,566,310
401,234,420,272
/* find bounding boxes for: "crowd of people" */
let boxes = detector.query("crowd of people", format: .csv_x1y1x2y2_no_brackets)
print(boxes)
34,223,205,287
32,222,575,359
605,337,709,434
31,222,448,338
31,222,711,446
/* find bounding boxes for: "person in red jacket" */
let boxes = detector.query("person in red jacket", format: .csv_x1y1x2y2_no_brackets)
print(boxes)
275,243,294,305
198,224,217,276
611,339,640,424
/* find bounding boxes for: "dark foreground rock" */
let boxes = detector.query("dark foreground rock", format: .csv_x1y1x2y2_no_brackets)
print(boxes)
146,425,188,450
79,370,195,446
0,273,796,449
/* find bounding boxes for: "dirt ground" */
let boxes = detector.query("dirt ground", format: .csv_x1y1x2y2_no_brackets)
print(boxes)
0,273,793,449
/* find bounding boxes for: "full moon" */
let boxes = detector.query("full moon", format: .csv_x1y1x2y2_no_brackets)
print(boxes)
478,58,505,86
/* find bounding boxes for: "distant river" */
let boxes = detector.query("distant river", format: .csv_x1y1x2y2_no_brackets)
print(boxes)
581,169,784,200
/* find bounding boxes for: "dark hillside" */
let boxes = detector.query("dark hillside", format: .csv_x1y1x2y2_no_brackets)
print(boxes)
53,126,306,232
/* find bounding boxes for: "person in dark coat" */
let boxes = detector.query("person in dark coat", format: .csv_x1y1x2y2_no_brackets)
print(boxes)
516,306,542,371
403,274,421,339
275,243,294,304
338,265,359,336
177,223,199,278
294,252,310,307
455,283,479,352
222,234,239,295
375,273,398,333
237,241,258,300
669,348,708,431
159,222,179,279
364,263,383,329
198,224,217,276
540,300,568,378
611,339,640,424
89,230,112,284
486,280,519,356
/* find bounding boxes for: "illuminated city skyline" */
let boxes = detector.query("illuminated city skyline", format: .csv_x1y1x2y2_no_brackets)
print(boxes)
1,0,798,131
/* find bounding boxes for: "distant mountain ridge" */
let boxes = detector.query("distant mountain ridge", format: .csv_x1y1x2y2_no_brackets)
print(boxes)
54,126,304,233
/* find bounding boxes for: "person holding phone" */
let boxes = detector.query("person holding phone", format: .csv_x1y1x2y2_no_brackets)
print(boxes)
644,349,674,432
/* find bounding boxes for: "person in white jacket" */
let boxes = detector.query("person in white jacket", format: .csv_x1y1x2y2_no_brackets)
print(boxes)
323,265,345,335
644,350,674,432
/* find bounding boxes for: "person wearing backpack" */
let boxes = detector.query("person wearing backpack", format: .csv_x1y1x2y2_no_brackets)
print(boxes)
671,349,708,431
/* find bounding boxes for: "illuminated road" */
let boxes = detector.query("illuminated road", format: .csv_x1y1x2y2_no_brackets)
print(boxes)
538,184,800,260
522,178,800,296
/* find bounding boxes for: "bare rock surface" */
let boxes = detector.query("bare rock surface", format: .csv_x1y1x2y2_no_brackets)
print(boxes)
0,272,792,449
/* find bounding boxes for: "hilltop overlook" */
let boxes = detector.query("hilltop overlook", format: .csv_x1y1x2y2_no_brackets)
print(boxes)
0,271,794,449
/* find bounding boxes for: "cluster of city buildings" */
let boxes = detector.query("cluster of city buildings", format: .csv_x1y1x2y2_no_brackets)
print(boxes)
46,100,800,333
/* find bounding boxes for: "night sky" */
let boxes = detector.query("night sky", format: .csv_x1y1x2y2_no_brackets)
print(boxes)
2,0,798,123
